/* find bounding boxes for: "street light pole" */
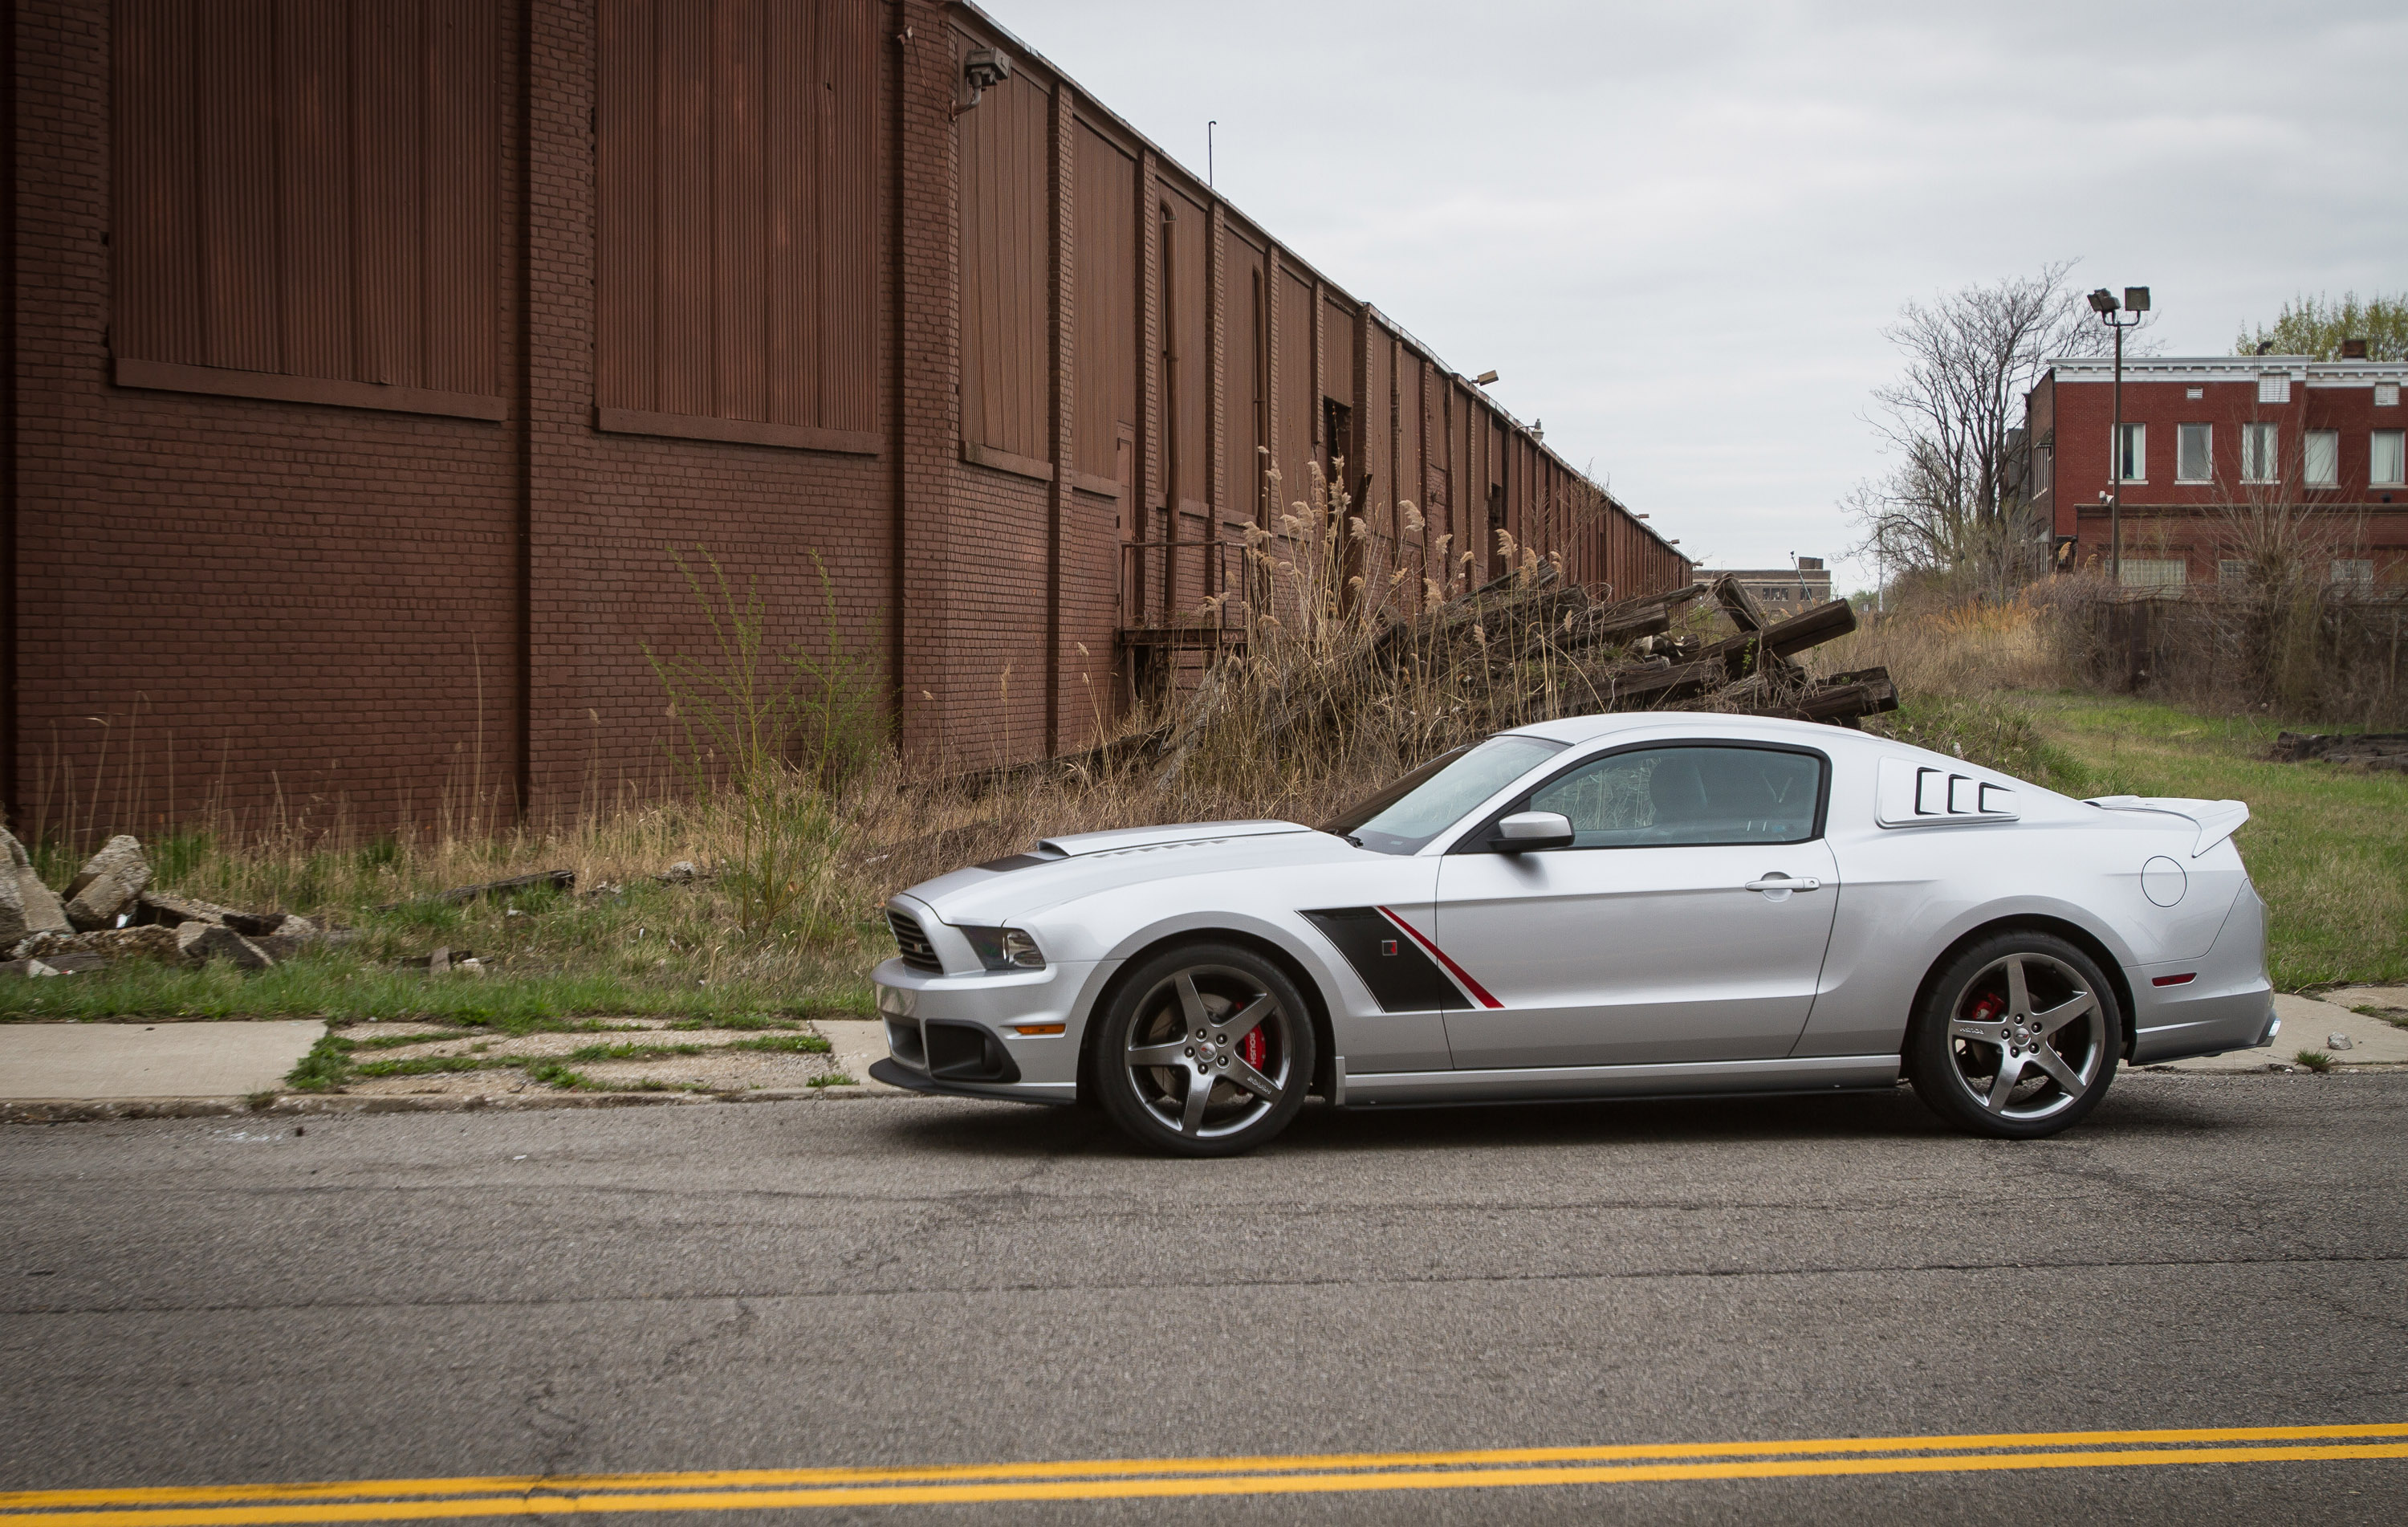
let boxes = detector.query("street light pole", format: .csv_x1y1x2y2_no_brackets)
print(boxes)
2089,287,2149,584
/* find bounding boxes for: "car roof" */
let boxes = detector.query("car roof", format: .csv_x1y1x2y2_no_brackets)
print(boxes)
1503,711,1866,748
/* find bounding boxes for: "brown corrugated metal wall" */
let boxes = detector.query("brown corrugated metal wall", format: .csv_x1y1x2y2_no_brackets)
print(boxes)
592,0,878,438
112,0,498,399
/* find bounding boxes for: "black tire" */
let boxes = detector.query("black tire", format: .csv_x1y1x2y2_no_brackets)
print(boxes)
1090,942,1317,1158
1906,930,2121,1139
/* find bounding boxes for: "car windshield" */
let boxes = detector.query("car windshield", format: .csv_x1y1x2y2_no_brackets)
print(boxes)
1322,735,1569,855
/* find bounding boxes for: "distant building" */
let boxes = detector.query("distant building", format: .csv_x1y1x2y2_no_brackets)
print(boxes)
2024,352,2408,588
1692,558,1832,619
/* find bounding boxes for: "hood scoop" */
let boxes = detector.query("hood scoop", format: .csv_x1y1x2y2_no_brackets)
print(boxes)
1033,820,1310,859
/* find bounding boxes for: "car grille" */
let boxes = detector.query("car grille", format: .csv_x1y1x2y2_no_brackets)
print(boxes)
887,910,942,973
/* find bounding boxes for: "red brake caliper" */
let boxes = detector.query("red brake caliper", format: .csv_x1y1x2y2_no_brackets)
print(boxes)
1240,1028,1267,1071
1967,992,2005,1031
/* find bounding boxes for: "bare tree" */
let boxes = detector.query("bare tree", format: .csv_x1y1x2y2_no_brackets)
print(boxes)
1846,262,2129,601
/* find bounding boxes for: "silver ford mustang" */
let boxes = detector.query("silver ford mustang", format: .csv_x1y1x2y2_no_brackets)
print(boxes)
868,713,2276,1155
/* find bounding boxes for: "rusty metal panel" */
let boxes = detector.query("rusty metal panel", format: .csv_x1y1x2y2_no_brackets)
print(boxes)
959,64,1048,458
274,0,355,382
113,0,202,366
654,1,712,416
1161,187,1208,507
1320,295,1352,409
1217,229,1265,525
1364,321,1392,520
1277,267,1314,511
1073,120,1136,483
711,0,767,422
421,0,495,396
350,0,424,389
596,0,656,413
816,0,881,434
195,0,279,374
596,0,881,430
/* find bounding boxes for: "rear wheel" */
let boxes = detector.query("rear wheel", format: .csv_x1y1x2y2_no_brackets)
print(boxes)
1907,932,2120,1139
1091,943,1316,1158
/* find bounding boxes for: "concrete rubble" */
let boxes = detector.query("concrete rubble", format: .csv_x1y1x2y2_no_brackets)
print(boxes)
0,828,333,974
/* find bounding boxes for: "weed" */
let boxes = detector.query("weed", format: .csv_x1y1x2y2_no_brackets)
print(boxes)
563,1040,708,1063
807,1073,855,1088
284,1032,355,1093
2294,1049,2333,1073
727,1033,832,1054
352,1055,500,1078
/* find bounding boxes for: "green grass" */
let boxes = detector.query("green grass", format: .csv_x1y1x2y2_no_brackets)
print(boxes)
2295,1050,2334,1073
2014,692,2408,991
0,947,870,1027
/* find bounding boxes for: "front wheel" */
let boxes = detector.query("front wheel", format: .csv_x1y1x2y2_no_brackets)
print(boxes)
1907,932,2121,1139
1091,943,1317,1158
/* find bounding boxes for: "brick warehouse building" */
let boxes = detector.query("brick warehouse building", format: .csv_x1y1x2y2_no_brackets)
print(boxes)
2027,352,2408,588
0,0,1687,836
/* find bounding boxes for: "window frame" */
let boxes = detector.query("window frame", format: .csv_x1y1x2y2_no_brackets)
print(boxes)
2115,421,2146,484
1445,739,1833,856
2242,422,2281,484
2175,422,2213,484
2304,430,2340,489
2371,430,2406,487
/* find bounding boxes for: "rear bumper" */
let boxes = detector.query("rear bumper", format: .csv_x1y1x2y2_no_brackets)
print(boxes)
2129,880,2277,1064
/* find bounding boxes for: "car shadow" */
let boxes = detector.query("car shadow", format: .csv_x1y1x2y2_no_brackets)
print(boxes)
864,1073,2240,1161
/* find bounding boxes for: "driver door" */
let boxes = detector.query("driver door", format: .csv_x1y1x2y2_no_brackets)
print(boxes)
1431,743,1840,1069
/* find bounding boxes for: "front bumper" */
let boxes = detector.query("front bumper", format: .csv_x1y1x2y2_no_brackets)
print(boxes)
869,954,1104,1104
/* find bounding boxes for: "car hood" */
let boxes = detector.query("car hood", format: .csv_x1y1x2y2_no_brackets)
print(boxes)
901,819,1357,925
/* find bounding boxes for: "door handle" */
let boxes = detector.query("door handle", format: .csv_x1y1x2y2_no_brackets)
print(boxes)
1745,876,1822,892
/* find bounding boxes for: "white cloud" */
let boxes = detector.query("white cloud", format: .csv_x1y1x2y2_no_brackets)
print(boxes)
984,0,2408,592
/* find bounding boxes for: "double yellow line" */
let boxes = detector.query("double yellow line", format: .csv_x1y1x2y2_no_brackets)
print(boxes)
7,1423,2404,1521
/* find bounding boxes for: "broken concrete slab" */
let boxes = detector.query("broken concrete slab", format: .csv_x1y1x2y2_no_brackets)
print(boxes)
175,921,275,970
64,835,152,930
18,869,71,935
14,924,186,966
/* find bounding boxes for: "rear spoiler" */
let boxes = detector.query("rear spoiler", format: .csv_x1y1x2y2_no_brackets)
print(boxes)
2084,796,2249,858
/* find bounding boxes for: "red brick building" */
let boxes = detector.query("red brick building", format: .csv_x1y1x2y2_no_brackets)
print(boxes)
0,0,1686,837
2026,354,2408,588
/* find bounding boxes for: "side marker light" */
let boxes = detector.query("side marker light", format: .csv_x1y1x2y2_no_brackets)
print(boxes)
1011,1023,1067,1036
2151,973,2196,987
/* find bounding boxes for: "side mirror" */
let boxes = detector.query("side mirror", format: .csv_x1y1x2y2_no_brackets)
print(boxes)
1491,812,1574,853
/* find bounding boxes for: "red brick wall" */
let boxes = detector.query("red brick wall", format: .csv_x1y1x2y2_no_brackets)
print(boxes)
2042,367,2408,584
2,0,1686,839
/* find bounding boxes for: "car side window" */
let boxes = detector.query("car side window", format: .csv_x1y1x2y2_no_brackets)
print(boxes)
1526,746,1824,848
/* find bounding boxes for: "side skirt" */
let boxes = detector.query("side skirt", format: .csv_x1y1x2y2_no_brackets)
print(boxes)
1340,1054,1901,1108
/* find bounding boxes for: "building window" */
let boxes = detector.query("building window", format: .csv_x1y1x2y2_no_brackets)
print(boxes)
2177,423,2212,483
2218,560,2251,584
2304,430,2339,487
2116,422,2146,483
2330,560,2375,589
2258,373,2291,404
2371,430,2406,487
2242,423,2280,483
2377,384,2401,408
2185,387,2204,401
2119,559,2186,588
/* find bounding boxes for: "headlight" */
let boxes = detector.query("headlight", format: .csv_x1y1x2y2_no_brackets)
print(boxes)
961,926,1047,971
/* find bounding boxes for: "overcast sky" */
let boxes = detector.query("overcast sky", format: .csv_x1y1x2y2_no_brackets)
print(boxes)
983,0,2406,592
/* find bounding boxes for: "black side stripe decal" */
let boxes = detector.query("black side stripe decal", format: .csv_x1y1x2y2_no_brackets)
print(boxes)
1301,906,1470,1012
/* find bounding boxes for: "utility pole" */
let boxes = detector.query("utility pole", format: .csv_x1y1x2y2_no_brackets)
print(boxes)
2089,287,2149,584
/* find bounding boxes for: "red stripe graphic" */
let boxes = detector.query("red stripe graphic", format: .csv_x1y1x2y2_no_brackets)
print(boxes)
1377,906,1503,1010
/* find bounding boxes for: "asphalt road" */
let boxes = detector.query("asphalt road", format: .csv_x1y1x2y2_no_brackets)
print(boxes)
5,1071,2407,1524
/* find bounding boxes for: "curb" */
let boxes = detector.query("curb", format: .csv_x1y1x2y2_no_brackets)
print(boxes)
0,1084,920,1125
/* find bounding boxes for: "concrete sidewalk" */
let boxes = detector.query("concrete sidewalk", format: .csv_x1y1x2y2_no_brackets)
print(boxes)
0,1020,326,1100
2158,988,2408,1072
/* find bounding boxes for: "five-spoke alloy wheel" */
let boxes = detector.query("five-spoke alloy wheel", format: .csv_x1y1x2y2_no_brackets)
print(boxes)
1908,931,2121,1138
1092,943,1316,1156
